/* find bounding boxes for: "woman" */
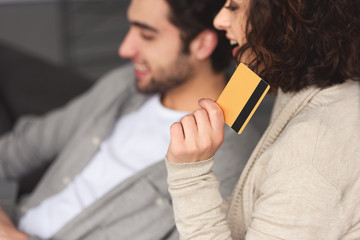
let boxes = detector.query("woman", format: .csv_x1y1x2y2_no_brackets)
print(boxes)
166,0,360,239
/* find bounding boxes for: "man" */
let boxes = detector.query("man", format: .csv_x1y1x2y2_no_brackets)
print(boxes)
0,0,261,239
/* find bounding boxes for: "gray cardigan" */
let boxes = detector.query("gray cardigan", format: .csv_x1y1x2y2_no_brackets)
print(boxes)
0,65,262,240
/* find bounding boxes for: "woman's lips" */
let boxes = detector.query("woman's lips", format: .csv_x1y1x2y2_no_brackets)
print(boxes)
229,39,239,57
232,45,240,57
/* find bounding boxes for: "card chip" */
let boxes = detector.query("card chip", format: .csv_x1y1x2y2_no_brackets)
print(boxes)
216,63,270,134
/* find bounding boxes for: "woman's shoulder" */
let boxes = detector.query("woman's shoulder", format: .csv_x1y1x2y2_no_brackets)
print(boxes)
263,81,360,189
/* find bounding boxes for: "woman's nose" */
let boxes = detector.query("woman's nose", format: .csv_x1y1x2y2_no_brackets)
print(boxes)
213,7,231,31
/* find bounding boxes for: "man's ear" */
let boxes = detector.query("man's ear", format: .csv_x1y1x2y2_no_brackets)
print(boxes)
189,30,218,60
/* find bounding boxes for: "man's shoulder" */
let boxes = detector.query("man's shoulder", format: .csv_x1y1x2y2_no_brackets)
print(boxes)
100,63,134,83
92,63,135,96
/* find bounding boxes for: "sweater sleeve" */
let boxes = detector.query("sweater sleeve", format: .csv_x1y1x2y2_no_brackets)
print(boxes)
166,157,232,240
0,67,132,180
0,90,92,180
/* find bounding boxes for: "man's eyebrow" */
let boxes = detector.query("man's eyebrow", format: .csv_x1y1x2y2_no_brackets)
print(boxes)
130,21,159,33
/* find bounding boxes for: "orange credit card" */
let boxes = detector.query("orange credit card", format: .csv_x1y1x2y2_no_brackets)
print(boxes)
216,63,270,134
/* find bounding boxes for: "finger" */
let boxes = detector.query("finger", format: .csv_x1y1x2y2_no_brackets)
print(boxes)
167,122,185,163
169,122,184,144
192,108,212,136
180,114,198,140
198,98,224,131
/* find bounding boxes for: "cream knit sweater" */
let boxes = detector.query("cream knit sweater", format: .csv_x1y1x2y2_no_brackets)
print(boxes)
166,80,360,240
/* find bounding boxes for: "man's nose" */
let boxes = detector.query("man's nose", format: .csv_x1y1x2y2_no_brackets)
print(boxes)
118,29,138,59
213,7,230,31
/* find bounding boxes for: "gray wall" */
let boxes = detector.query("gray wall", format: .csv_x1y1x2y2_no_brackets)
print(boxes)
0,2,63,64
0,0,130,79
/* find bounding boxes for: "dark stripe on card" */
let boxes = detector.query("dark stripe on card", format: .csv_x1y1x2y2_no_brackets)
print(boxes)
231,80,268,133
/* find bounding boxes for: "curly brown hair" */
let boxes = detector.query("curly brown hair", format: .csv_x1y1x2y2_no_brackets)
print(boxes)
238,0,360,93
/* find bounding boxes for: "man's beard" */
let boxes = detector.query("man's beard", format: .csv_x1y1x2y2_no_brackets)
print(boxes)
136,54,193,94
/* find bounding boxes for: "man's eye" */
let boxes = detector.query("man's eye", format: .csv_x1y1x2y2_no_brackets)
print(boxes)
141,33,154,41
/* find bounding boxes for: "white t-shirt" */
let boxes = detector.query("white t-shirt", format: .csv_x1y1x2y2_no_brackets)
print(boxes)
19,95,187,239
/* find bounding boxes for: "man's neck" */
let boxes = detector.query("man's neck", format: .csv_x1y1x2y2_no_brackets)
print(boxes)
161,65,226,112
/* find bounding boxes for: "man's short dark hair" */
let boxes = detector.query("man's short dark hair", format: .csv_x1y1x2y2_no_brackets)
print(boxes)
165,0,232,73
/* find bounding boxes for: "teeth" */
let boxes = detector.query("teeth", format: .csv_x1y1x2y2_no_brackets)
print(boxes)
230,40,238,46
134,64,149,71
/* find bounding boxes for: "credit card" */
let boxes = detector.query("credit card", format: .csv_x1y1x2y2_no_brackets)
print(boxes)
216,63,270,134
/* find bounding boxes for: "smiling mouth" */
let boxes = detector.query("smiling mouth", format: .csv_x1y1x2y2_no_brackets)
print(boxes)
230,40,238,45
230,40,240,57
134,63,149,72
230,40,239,49
133,62,151,80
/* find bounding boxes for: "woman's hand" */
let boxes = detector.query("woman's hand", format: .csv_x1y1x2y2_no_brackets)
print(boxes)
166,98,225,163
